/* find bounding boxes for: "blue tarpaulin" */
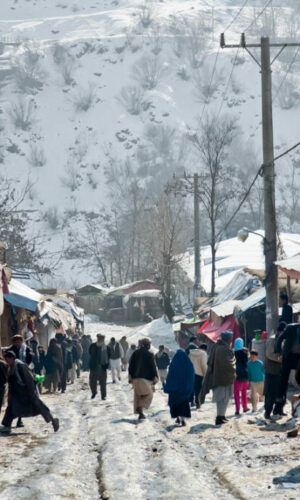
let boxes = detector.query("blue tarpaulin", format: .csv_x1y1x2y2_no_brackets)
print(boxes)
4,293,38,312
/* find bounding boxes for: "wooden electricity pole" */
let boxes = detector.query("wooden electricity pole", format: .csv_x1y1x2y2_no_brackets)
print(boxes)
221,33,300,337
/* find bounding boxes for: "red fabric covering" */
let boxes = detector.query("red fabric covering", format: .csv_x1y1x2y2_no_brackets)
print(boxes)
1,268,9,295
198,314,240,343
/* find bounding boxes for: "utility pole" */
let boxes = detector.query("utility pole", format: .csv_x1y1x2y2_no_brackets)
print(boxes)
193,173,202,302
166,173,203,305
221,33,300,337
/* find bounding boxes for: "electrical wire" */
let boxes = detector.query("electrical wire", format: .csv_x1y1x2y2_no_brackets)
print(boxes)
244,0,273,33
224,0,249,33
199,47,220,123
216,47,240,120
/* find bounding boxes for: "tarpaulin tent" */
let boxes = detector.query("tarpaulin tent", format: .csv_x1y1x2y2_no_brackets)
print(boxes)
198,315,240,343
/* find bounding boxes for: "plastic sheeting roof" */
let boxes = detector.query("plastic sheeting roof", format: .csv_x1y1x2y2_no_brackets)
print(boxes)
275,255,300,279
179,231,300,294
210,300,240,318
4,278,42,312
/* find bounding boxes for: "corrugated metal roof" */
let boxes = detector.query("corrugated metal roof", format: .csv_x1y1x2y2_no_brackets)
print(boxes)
211,300,241,317
236,287,266,312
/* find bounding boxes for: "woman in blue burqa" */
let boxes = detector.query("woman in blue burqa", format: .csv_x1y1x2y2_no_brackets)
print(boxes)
164,332,195,426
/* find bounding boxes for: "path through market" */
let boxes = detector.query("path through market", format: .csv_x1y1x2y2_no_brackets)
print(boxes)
0,317,299,500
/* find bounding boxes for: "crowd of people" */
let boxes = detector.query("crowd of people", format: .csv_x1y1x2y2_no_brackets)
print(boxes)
0,310,299,434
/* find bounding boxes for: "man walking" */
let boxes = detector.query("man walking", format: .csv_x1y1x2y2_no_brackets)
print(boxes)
0,351,59,434
0,354,7,413
264,322,284,420
155,345,170,388
89,334,111,400
274,322,300,415
201,331,236,425
188,341,207,408
108,338,123,383
120,336,129,371
128,338,158,420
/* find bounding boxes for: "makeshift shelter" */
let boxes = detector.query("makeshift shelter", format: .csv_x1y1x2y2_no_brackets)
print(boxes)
176,230,300,304
234,288,266,347
75,283,108,315
123,289,163,322
100,280,160,322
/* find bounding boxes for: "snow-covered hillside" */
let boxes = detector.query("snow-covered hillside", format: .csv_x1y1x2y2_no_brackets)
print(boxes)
1,0,299,287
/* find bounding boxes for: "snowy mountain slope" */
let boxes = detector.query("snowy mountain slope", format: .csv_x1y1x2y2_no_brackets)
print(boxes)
0,0,299,287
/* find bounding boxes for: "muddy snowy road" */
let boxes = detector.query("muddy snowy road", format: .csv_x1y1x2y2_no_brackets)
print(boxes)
0,319,299,500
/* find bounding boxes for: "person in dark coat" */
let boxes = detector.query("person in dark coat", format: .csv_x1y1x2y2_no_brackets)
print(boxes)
155,345,170,388
81,334,92,371
55,333,68,393
264,322,284,420
233,338,249,416
10,335,33,366
89,334,111,400
164,333,194,427
274,322,300,415
0,355,8,413
44,339,63,393
279,293,293,325
0,351,59,435
128,338,158,420
201,331,236,425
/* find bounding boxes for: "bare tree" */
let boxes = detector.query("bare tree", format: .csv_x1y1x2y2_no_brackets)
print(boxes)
144,193,191,320
188,114,238,296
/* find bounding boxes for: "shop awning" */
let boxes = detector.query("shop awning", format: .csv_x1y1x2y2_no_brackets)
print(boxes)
4,278,42,312
275,255,300,280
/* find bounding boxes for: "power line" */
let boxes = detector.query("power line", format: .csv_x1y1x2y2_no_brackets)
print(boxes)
244,0,273,33
224,0,249,33
199,47,220,123
216,47,240,120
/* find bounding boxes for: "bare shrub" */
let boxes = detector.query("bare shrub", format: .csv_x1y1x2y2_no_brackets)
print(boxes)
44,207,60,230
277,77,299,110
28,144,46,167
177,65,190,81
118,86,150,115
138,3,154,28
132,55,167,90
60,162,81,191
148,23,163,55
74,84,96,111
193,65,223,103
52,43,76,85
231,75,242,95
72,133,88,163
8,97,35,130
184,17,208,69
14,46,44,92
87,172,98,189
124,29,142,53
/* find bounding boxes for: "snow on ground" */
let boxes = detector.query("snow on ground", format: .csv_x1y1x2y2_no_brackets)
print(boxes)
0,319,300,499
